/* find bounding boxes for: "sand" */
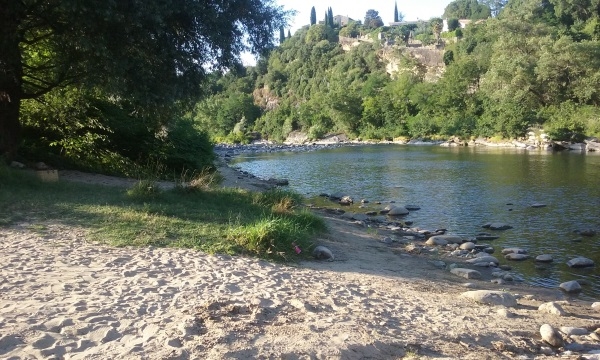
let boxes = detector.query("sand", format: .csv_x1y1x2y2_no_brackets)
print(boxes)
1,164,600,359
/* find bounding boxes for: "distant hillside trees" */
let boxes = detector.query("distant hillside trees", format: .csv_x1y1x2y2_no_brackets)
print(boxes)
443,0,491,20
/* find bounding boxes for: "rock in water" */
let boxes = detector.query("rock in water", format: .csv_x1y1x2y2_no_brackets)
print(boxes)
540,324,564,347
535,254,553,263
566,257,595,268
504,253,530,261
559,280,582,293
387,206,409,216
312,246,334,261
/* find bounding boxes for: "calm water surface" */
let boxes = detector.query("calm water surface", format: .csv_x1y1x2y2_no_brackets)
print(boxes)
231,145,600,298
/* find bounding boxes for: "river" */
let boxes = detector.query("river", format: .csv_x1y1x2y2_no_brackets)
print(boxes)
231,144,600,298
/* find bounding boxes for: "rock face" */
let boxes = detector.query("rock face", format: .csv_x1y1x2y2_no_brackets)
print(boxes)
540,324,564,347
566,257,595,268
450,268,482,279
312,246,334,261
559,280,582,293
460,290,518,307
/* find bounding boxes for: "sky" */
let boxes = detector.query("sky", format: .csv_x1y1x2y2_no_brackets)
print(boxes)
278,0,455,34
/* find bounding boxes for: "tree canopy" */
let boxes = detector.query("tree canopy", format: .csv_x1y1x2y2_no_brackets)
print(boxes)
364,9,385,29
0,0,291,162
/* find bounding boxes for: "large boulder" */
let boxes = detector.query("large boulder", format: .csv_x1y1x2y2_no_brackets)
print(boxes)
460,290,518,307
538,302,566,316
566,257,595,268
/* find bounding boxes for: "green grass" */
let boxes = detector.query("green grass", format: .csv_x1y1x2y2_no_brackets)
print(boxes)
0,166,326,260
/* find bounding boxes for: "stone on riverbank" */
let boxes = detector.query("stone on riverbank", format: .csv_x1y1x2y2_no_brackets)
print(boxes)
467,255,499,266
450,268,482,279
312,246,334,261
538,302,566,316
540,324,564,347
459,242,475,250
566,257,595,268
460,290,518,307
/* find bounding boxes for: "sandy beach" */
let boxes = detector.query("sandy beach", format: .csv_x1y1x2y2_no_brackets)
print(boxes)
1,162,600,359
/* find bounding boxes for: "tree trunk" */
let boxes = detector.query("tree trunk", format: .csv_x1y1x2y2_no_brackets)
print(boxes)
0,0,24,160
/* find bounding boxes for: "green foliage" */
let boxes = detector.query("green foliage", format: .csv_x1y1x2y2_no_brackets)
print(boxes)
444,0,492,20
193,0,600,144
364,9,384,29
448,18,461,31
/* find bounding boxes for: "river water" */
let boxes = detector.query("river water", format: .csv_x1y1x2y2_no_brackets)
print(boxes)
231,144,600,298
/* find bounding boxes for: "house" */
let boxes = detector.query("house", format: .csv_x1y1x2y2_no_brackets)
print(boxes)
441,19,472,32
388,20,425,27
333,15,353,26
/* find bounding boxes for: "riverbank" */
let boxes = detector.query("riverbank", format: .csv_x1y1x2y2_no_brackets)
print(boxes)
1,163,600,359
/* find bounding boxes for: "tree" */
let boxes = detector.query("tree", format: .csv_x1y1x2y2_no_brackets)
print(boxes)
288,29,292,38
394,2,400,22
443,0,491,20
310,6,317,25
325,11,329,26
364,9,384,29
328,7,334,27
280,26,286,44
0,0,291,159
448,18,460,31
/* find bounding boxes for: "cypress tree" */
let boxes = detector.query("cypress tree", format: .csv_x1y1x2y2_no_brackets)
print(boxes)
310,6,317,25
324,11,328,26
279,25,285,44
328,7,334,27
394,2,399,22
287,29,291,38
